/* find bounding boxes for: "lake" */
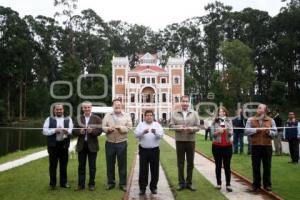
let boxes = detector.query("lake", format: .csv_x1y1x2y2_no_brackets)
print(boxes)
0,128,46,156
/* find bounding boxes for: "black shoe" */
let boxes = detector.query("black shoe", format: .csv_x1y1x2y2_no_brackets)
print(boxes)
60,183,70,188
119,185,127,192
50,185,56,190
247,187,259,192
226,185,233,192
177,185,185,191
106,184,115,190
150,189,157,194
186,185,196,191
264,186,272,192
75,186,84,191
139,189,146,195
89,185,95,191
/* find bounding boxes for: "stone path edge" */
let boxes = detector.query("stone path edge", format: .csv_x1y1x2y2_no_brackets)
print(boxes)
123,149,138,200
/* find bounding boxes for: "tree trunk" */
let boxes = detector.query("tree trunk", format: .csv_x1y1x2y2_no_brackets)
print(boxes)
19,81,23,121
23,73,27,119
23,83,27,119
7,82,10,121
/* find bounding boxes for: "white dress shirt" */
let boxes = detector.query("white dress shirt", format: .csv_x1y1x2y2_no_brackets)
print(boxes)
135,121,164,148
84,114,91,141
43,116,73,141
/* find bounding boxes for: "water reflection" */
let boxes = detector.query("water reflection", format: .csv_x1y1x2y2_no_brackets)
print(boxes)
0,129,46,156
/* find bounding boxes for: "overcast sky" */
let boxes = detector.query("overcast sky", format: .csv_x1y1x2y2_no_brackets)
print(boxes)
1,0,286,30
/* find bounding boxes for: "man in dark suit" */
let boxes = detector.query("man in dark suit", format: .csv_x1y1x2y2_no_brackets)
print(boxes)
74,101,102,191
43,103,73,190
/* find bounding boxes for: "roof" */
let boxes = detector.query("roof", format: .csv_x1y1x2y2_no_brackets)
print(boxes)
138,53,158,59
130,65,166,72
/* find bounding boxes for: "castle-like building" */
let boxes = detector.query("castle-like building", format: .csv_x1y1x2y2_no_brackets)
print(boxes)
112,53,184,123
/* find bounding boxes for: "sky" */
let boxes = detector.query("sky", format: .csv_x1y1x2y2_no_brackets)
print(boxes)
0,0,286,30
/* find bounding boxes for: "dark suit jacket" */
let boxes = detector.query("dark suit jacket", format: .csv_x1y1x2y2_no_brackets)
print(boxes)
74,114,102,152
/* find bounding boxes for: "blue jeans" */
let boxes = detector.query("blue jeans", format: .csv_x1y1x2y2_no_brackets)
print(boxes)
233,131,244,153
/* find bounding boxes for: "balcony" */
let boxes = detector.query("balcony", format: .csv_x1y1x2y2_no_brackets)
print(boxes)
126,83,171,89
126,102,156,107
126,83,140,89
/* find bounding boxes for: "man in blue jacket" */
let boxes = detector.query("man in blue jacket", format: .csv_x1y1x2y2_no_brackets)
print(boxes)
283,112,300,164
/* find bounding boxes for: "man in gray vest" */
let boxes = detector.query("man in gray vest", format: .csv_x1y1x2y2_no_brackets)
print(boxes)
43,103,73,190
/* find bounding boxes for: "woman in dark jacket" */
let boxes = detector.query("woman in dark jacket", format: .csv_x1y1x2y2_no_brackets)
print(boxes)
211,106,233,192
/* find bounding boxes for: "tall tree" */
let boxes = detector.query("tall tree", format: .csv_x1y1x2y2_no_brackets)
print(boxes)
201,1,232,98
0,6,34,121
271,4,300,102
218,40,255,104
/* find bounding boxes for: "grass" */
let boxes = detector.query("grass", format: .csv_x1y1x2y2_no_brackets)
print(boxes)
0,146,46,165
0,133,138,200
166,131,300,200
159,139,227,200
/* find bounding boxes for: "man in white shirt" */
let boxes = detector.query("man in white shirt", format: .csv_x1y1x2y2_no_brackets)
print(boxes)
43,103,73,190
135,110,164,195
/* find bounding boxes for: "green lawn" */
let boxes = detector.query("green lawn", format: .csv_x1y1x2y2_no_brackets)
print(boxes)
166,131,300,200
0,146,46,165
0,134,138,200
160,139,227,200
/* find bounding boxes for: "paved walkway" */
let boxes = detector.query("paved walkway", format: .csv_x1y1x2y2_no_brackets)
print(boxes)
163,134,272,200
0,140,77,172
128,154,174,200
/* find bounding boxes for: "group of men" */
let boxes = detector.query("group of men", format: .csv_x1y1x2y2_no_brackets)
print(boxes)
222,105,300,192
43,97,299,195
43,99,132,192
42,96,200,195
